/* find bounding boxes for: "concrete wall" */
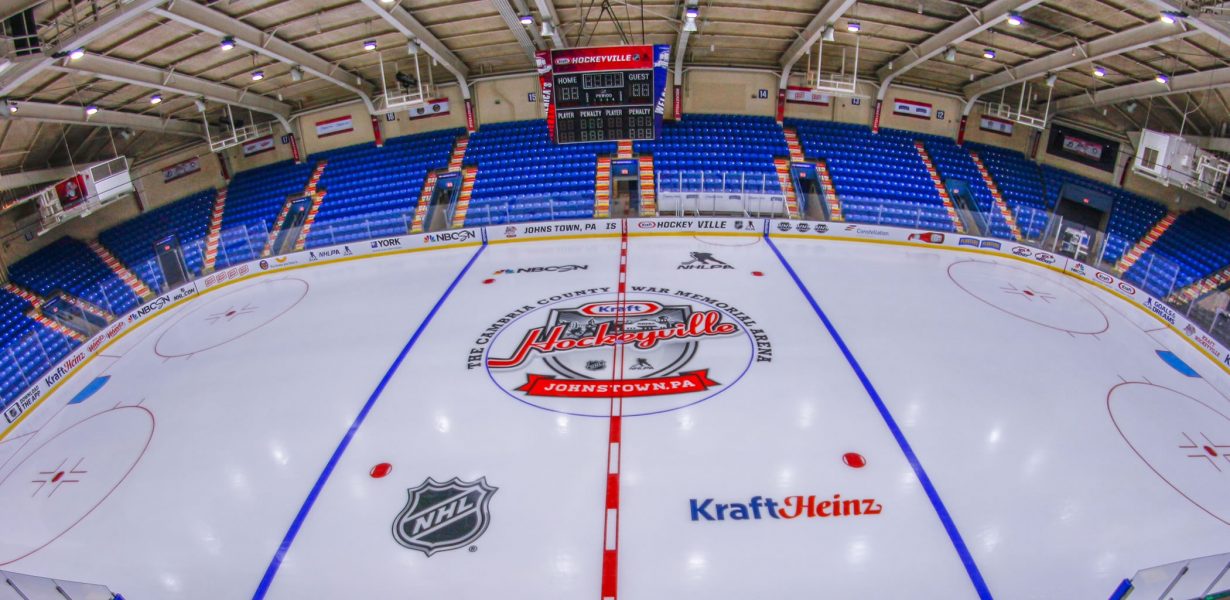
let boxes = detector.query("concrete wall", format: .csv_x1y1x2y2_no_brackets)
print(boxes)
875,88,962,137
963,106,1034,153
474,75,541,125
680,69,776,116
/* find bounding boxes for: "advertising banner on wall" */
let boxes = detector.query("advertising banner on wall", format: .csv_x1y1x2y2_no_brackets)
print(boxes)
979,115,1014,136
1047,124,1119,172
315,116,354,138
893,98,932,119
242,135,275,156
408,98,450,120
785,86,832,106
162,156,201,183
535,50,554,138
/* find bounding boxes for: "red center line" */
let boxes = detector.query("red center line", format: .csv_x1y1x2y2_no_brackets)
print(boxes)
600,220,629,600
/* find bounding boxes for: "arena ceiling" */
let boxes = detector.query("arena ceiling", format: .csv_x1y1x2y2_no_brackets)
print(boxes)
0,0,1228,179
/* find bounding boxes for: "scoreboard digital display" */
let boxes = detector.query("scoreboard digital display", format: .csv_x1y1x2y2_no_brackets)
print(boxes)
536,45,670,144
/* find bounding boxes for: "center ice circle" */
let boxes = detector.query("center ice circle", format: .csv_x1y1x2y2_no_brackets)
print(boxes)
155,278,309,357
947,260,1109,334
483,291,756,417
1108,382,1230,526
0,406,154,565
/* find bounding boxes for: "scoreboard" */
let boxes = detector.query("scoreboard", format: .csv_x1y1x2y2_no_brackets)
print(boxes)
536,45,670,144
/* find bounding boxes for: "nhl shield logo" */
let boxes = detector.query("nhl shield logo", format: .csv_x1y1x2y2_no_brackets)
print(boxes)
392,477,497,556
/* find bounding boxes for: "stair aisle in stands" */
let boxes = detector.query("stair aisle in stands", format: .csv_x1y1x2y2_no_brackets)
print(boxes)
410,172,439,234
815,159,843,222
968,150,1023,241
913,141,965,233
1117,212,1177,273
4,284,86,342
594,157,612,219
451,166,477,228
773,158,800,219
638,156,657,217
202,189,228,273
85,240,151,299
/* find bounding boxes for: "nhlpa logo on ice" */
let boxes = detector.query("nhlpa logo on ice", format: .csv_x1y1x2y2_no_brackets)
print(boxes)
392,477,497,556
678,252,733,270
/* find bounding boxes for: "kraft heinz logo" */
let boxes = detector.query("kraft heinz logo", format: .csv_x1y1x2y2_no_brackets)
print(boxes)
690,493,882,521
556,53,639,66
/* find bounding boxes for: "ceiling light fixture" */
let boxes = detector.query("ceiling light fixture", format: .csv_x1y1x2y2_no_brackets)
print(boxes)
220,36,235,51
847,21,861,33
518,13,534,26
149,94,162,104
6,101,16,113
983,47,996,59
1160,11,1184,24
251,70,264,81
363,40,377,51
69,48,85,60
944,47,956,62
1092,65,1106,77
683,6,699,32
1006,12,1023,26
85,105,99,116
1155,73,1169,84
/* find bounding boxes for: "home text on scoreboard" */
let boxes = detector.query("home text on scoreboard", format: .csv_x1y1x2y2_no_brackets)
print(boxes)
536,45,670,145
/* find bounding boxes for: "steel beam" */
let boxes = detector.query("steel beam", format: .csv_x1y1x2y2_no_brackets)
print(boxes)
875,0,1045,101
1052,67,1230,113
778,0,858,88
358,0,471,98
0,101,204,137
49,53,293,129
961,20,1197,114
0,0,171,96
152,0,376,113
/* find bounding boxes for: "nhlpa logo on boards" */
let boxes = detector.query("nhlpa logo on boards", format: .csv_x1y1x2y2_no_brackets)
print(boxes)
689,494,883,521
678,252,733,270
393,477,497,556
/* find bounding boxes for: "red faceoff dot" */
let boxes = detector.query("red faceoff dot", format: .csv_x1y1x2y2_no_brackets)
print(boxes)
1206,446,1219,457
370,463,392,478
51,471,65,483
1023,290,1035,297
225,310,237,317
751,271,764,277
482,278,495,285
842,452,867,469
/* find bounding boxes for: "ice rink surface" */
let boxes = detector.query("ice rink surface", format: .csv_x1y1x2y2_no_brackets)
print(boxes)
0,225,1227,600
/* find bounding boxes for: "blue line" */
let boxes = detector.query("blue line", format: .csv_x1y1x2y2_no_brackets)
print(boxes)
764,233,994,600
252,242,487,599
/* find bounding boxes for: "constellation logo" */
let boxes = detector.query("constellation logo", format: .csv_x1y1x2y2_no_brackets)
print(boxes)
689,494,883,521
392,477,496,556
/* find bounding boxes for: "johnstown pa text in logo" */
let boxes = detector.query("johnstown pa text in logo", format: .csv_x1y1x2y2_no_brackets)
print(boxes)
689,494,883,521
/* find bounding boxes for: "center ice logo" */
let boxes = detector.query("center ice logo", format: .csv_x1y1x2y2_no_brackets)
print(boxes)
392,477,497,556
475,291,770,417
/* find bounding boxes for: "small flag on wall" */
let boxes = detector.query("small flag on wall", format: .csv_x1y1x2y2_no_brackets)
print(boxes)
408,98,450,120
979,115,1014,136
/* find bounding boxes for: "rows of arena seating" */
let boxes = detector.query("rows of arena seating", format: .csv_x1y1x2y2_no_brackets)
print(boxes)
7,237,140,316
964,142,1050,239
305,129,462,247
215,159,316,268
8,114,1230,408
639,115,785,196
788,120,956,231
98,189,216,291
920,136,1013,239
0,289,77,406
462,120,613,226
1125,208,1230,297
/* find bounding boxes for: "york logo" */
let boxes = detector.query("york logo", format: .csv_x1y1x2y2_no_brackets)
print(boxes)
689,494,883,521
392,477,496,556
371,238,402,249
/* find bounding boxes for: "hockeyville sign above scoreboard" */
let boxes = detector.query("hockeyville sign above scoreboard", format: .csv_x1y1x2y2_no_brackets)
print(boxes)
536,44,670,144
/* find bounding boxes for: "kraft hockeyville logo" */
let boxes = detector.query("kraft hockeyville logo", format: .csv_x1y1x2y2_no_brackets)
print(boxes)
690,494,883,521
393,477,497,556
